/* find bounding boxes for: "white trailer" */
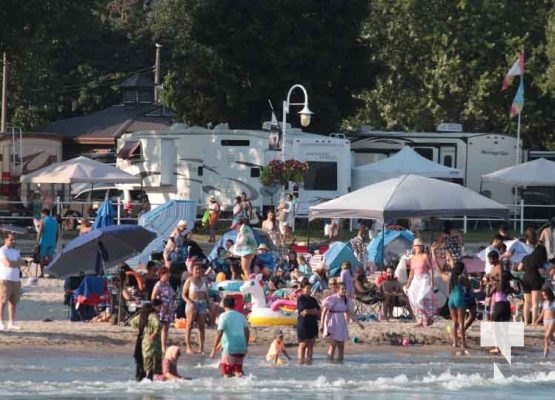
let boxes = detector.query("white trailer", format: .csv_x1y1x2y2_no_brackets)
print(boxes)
116,123,351,215
350,128,522,206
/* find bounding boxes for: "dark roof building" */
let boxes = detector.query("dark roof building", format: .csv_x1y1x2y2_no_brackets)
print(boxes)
38,73,174,160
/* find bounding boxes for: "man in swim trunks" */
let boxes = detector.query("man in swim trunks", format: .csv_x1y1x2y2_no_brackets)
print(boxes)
210,296,250,377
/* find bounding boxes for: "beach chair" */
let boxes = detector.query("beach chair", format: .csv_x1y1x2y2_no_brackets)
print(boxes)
468,277,488,321
72,276,111,321
20,255,40,278
354,284,383,319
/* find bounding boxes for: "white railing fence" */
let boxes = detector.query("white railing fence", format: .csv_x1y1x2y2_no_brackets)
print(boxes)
0,198,552,235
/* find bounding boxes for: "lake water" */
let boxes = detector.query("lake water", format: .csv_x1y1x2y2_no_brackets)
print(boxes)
1,348,554,399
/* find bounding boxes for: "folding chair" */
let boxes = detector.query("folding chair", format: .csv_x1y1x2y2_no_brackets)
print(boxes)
468,277,488,321
20,255,40,278
72,276,111,321
354,286,383,319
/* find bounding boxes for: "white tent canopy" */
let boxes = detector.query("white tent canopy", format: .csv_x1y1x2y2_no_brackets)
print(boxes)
309,174,508,222
352,146,464,189
481,158,555,186
20,156,140,184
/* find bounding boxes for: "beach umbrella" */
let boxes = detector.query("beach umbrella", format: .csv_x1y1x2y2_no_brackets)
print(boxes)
92,200,116,229
323,241,360,277
46,225,156,278
309,174,509,222
126,200,196,267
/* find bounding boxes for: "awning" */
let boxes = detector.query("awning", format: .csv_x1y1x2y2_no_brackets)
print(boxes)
116,140,141,159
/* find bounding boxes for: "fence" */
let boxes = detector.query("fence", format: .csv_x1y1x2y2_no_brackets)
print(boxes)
0,197,553,235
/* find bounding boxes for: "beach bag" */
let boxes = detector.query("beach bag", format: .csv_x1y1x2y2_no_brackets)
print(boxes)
395,255,409,285
201,210,210,226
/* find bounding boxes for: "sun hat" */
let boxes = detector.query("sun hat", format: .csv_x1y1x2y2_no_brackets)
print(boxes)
412,238,424,247
274,329,283,337
177,220,187,228
209,195,216,201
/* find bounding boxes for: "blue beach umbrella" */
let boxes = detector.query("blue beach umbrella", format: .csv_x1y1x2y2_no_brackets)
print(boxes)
93,200,116,229
46,225,156,277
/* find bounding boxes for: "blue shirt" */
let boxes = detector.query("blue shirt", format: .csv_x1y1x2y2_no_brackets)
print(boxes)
39,216,58,247
217,310,248,355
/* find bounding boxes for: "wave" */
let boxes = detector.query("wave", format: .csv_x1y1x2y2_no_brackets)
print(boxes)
2,369,555,398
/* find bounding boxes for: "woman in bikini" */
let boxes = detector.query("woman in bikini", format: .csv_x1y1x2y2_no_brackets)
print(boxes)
534,286,555,357
447,261,470,351
182,262,210,354
405,238,434,327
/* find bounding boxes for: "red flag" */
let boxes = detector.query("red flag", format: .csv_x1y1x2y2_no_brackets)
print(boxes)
501,53,525,91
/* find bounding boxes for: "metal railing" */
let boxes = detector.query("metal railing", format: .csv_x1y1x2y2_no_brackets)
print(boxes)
0,198,552,235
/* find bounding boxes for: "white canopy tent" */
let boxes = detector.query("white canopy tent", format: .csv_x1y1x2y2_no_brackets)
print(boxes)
481,158,555,234
309,174,509,222
20,156,140,184
481,158,555,186
352,146,464,189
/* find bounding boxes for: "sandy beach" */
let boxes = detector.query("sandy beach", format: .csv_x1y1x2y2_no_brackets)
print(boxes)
1,277,546,358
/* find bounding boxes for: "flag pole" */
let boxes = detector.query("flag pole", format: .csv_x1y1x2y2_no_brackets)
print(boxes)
516,110,521,166
513,110,521,232
513,66,523,232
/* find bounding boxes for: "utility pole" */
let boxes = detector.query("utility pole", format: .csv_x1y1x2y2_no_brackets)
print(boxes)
154,43,162,104
1,52,7,133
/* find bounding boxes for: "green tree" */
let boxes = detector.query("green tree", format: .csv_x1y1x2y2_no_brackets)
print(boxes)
345,0,554,148
2,0,154,130
152,0,373,132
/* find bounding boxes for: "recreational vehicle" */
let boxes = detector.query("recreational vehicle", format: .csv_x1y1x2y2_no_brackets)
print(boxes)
350,125,522,206
3,131,63,204
115,123,351,215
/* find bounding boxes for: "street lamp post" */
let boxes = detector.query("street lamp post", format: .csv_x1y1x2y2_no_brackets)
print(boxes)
281,84,313,161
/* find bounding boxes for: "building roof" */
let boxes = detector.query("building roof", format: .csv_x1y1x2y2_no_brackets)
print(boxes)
38,103,174,145
120,73,155,88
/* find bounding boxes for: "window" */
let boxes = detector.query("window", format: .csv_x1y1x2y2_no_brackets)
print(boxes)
250,167,260,178
304,161,337,191
414,147,434,161
443,155,453,167
197,166,203,176
221,140,250,146
117,140,141,160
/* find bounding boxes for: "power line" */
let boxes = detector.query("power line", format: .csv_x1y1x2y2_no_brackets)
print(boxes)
27,65,154,95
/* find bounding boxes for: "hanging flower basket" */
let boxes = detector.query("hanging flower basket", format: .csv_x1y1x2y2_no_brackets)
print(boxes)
260,159,309,187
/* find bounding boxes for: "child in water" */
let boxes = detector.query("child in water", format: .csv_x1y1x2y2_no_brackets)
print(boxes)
154,346,190,381
266,330,291,364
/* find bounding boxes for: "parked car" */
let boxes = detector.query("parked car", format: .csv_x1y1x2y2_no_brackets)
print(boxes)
63,186,147,230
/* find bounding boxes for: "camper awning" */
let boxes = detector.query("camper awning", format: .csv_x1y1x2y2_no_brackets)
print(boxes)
116,140,141,159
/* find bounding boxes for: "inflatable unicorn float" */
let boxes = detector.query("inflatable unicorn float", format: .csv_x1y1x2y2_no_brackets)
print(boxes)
240,274,297,327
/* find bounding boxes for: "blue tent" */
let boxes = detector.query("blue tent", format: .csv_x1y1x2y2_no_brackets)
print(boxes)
208,228,266,261
323,241,360,277
367,229,414,267
93,200,115,229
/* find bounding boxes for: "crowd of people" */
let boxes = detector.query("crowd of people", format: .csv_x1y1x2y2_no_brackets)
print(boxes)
4,193,555,380
122,204,555,379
